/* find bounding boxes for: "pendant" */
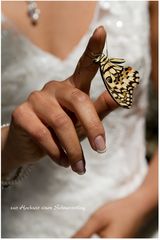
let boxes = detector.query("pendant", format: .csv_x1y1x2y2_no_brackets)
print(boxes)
27,1,40,25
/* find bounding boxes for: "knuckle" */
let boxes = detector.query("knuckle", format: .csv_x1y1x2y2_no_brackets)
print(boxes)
31,127,49,142
91,212,101,222
71,89,89,103
89,120,101,130
88,120,104,134
42,80,60,91
68,149,82,163
43,80,54,89
12,104,26,124
51,113,69,129
27,90,41,103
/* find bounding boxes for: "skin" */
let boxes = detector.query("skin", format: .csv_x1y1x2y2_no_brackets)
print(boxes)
2,1,97,60
2,25,118,176
2,1,158,238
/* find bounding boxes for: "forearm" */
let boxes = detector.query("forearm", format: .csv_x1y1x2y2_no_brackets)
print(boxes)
137,0,158,217
1,126,9,150
1,126,22,177
135,149,158,216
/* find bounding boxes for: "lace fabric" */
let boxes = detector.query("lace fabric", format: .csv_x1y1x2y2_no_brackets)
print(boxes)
2,1,151,237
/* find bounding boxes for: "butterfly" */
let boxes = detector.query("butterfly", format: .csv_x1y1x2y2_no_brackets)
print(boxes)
93,54,140,109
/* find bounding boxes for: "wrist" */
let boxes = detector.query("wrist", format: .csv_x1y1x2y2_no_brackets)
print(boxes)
132,183,158,218
2,148,17,177
1,125,21,177
1,125,10,149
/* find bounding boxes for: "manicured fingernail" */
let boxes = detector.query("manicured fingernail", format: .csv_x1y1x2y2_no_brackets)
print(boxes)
92,27,98,35
93,26,104,35
98,25,104,30
77,169,86,175
72,160,86,175
94,135,107,153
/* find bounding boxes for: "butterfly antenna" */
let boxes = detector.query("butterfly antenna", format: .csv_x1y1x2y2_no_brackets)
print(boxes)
105,40,109,57
106,49,109,58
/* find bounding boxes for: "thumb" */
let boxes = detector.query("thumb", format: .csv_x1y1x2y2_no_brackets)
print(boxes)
98,228,111,238
98,225,123,238
72,26,106,94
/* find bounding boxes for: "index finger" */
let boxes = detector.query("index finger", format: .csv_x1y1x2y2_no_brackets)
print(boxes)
72,26,106,93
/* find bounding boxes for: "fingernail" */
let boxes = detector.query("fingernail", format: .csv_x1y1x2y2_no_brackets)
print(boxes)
98,25,105,30
92,27,98,35
93,26,104,35
94,135,107,153
72,160,86,175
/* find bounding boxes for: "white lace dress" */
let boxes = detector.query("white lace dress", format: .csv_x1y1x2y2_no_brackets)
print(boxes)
2,1,151,237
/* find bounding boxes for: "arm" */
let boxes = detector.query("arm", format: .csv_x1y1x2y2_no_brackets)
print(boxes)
137,150,158,214
1,27,107,177
139,0,158,214
2,27,118,180
140,0,158,214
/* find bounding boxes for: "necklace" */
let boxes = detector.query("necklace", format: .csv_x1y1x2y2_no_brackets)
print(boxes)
27,0,40,25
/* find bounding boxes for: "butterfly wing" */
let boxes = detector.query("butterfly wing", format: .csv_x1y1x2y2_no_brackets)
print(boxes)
99,58,124,92
100,60,123,86
100,63,140,109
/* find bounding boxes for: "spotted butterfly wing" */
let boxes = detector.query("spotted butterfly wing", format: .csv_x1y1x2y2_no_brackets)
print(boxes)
94,54,140,109
107,67,140,108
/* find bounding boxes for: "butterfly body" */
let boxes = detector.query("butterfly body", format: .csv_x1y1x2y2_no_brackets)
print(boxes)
94,54,140,109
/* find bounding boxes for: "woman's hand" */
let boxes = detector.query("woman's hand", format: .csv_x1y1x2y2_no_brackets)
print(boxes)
2,26,118,177
73,185,157,238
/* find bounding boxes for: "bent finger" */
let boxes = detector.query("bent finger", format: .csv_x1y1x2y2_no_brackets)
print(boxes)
56,86,106,153
28,92,86,175
12,102,68,167
94,90,119,120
